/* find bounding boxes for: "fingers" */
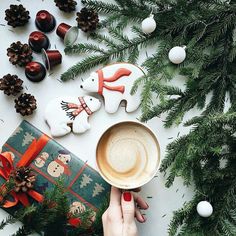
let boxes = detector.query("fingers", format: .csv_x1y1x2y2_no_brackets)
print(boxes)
106,187,123,221
109,186,122,207
129,187,141,192
135,208,146,223
121,191,135,224
133,192,149,210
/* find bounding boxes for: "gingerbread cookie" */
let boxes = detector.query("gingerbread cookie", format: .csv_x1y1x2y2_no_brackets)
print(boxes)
45,95,101,137
80,63,144,113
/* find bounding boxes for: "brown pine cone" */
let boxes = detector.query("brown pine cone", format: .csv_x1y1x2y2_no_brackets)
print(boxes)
0,74,23,96
10,167,36,193
7,41,33,67
54,0,77,12
76,7,99,32
5,4,30,28
15,93,37,116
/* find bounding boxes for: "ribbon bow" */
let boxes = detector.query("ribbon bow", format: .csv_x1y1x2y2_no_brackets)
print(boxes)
97,68,132,95
0,134,49,208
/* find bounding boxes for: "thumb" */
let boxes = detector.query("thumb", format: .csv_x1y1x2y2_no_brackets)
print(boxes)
121,191,135,224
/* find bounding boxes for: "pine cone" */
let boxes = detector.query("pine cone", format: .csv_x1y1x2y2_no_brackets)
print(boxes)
54,0,77,12
5,4,30,28
15,93,37,116
10,167,36,193
76,8,99,32
7,41,33,67
0,74,23,96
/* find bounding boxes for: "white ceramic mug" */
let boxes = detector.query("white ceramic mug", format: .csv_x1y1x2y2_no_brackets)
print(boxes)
96,121,161,189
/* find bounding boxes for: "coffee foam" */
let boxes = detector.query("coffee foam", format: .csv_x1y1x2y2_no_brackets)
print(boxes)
96,122,160,189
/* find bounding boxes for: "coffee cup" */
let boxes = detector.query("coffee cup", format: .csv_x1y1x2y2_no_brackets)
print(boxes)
96,121,160,189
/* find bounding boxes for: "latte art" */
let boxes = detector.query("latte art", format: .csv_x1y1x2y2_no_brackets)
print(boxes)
96,122,160,189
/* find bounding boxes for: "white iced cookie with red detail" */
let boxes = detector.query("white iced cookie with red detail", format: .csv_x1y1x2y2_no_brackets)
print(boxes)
80,63,144,113
45,95,101,137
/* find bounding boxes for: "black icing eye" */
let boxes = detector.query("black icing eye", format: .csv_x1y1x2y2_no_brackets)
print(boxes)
66,160,69,163
92,79,94,81
90,98,92,101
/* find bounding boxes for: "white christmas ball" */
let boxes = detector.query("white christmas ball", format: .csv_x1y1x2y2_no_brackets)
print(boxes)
197,201,213,217
141,16,156,34
168,46,186,64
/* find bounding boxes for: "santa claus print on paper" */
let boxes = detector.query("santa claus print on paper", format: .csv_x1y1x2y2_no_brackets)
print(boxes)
47,150,71,178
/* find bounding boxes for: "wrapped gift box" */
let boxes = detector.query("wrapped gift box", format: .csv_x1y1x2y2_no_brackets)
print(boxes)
0,120,110,226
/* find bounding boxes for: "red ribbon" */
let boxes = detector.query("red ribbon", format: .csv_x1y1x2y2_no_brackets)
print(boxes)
97,68,132,95
0,134,49,208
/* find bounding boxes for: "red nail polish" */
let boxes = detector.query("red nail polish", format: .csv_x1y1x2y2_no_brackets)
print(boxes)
123,192,132,202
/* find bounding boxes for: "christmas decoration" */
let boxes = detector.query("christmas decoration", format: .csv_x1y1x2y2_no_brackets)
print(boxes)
5,4,30,27
197,201,213,218
0,74,23,96
7,41,33,67
35,10,56,33
25,61,46,82
61,0,236,234
56,23,79,46
141,14,156,34
14,93,37,116
10,167,36,193
28,31,50,53
54,0,77,12
76,7,99,32
0,120,110,235
168,46,186,64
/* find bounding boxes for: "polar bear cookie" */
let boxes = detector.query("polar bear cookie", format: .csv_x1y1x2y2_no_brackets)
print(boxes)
80,63,144,113
45,95,101,137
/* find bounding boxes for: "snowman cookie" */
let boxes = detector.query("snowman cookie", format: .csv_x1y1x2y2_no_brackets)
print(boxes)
47,150,71,178
80,63,144,113
35,152,49,168
45,95,101,137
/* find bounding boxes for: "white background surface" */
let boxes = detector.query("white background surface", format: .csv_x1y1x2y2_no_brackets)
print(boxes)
0,1,194,235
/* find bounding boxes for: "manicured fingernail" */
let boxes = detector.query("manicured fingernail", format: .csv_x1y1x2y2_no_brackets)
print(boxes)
123,192,132,202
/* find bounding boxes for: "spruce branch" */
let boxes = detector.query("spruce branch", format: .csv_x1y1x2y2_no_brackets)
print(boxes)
61,32,156,81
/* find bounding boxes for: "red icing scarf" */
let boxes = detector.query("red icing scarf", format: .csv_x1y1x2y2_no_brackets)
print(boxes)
97,68,132,95
61,97,93,120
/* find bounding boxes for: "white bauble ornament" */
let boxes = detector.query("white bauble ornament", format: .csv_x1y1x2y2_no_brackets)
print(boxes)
141,15,156,34
168,46,186,64
197,201,213,217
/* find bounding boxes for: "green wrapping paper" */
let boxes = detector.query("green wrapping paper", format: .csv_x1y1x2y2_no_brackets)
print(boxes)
0,120,110,227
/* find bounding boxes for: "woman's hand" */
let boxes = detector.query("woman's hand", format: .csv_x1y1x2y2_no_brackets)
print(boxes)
102,187,148,236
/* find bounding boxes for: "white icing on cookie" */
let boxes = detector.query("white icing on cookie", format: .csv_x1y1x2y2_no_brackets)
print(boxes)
45,95,101,137
80,63,144,113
